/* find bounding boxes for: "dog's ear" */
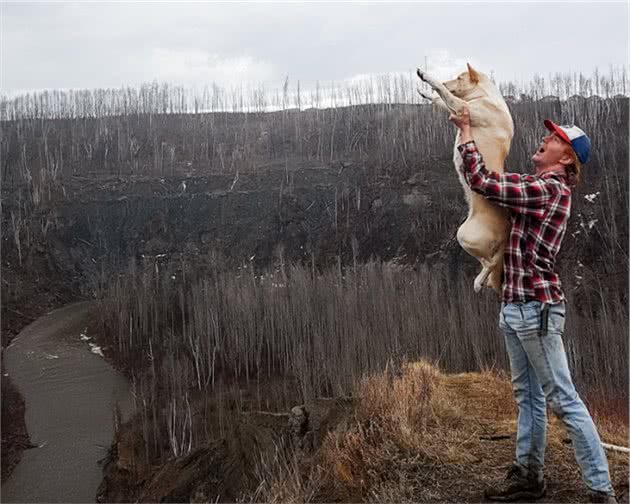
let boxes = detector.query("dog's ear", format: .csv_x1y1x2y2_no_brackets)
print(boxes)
467,63,480,84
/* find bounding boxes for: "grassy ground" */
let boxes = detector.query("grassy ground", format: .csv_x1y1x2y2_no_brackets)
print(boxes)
252,361,629,503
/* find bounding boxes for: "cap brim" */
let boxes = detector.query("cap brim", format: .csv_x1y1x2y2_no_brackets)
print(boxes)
544,119,571,144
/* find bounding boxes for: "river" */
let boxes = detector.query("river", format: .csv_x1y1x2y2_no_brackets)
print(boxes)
2,302,132,503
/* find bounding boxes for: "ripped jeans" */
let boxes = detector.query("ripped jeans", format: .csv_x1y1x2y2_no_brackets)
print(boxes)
500,300,614,494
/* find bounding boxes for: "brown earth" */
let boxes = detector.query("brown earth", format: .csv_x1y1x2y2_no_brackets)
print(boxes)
96,396,355,503
0,373,36,482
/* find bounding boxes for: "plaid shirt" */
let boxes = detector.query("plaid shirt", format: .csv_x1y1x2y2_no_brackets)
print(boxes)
457,141,571,304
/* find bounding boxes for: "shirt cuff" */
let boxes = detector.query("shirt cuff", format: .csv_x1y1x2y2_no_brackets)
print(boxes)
457,140,477,153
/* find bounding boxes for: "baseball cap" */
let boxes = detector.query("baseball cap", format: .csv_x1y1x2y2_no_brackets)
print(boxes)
543,120,591,164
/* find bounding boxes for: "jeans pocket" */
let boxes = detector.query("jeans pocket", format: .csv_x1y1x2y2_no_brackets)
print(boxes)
522,300,542,314
503,302,538,334
522,301,543,331
547,303,566,335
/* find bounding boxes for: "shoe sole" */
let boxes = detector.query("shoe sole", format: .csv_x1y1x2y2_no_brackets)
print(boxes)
484,484,546,502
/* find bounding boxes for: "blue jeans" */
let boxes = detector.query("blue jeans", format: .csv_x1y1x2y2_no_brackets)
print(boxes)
500,300,614,494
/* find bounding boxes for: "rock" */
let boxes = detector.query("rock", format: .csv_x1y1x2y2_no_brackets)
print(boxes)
289,397,356,453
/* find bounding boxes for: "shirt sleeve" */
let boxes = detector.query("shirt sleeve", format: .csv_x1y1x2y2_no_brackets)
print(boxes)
457,140,552,217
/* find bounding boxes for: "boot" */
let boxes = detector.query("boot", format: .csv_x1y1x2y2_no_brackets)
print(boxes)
484,463,546,502
588,489,618,503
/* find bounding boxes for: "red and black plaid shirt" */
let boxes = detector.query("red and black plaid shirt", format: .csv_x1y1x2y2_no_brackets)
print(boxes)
457,141,571,304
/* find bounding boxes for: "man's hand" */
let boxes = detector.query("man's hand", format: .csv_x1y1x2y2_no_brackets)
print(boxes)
449,106,471,129
449,105,473,144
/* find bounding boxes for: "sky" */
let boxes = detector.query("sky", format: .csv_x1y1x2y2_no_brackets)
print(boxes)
1,1,628,97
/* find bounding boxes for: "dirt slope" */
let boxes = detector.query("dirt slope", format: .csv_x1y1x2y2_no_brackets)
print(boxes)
98,362,629,503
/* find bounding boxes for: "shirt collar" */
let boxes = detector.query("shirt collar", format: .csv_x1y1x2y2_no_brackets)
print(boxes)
540,169,568,181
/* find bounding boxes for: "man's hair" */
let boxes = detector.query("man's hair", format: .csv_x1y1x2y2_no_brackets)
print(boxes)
563,143,581,187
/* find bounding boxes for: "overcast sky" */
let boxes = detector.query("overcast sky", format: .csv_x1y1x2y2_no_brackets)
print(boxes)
1,1,628,96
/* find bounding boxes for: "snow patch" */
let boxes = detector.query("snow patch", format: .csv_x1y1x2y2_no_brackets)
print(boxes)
584,192,600,203
88,342,105,357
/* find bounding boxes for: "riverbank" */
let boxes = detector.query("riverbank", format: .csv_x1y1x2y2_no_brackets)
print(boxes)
1,279,75,482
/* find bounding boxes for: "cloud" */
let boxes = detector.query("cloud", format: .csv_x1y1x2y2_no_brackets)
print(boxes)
1,3,626,95
339,49,482,104
421,49,481,81
148,49,275,87
343,50,482,88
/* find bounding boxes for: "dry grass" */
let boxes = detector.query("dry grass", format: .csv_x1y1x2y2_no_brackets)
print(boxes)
253,361,629,503
319,362,513,501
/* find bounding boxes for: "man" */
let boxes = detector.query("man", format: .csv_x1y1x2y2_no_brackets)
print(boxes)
449,106,617,504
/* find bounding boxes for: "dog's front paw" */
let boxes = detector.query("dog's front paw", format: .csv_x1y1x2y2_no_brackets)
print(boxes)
416,68,428,82
416,88,431,100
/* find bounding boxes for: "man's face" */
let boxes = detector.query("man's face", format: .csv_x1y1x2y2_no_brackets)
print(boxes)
531,131,573,171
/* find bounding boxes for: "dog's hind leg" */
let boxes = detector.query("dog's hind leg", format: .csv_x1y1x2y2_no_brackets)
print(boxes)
486,266,503,293
474,259,492,293
485,246,506,293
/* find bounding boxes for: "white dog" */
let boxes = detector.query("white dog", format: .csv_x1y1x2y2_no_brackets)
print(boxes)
416,64,514,292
